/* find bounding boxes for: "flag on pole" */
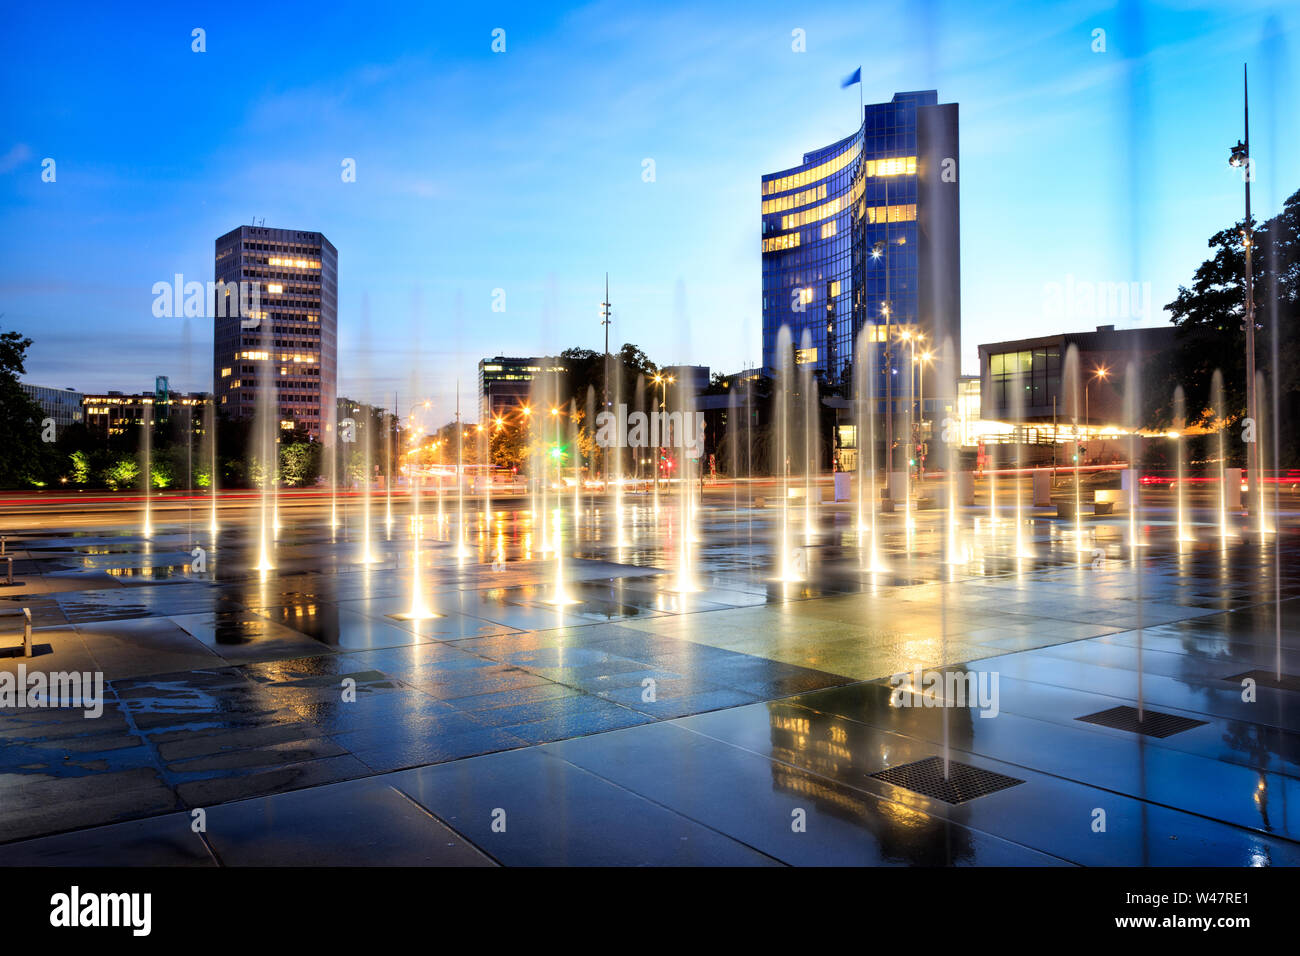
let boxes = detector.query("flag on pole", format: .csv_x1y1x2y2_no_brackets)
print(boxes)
841,67,861,88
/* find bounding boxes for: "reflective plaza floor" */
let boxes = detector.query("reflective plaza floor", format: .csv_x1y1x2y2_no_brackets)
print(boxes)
0,483,1296,866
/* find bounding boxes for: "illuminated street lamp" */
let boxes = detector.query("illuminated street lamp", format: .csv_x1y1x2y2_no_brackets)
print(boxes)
1085,364,1109,450
1227,65,1258,512
652,374,674,488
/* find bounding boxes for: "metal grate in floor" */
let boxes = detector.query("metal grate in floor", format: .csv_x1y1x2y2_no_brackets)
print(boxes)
1076,705,1206,738
871,756,1024,804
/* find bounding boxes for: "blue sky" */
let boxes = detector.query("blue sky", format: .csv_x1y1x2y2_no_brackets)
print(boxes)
1,0,1297,417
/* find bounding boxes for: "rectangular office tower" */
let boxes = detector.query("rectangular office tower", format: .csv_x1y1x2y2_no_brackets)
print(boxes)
478,356,567,421
760,90,960,403
213,225,338,440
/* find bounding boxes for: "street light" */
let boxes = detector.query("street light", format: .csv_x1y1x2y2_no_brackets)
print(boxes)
652,373,674,487
1084,365,1109,457
1228,65,1258,513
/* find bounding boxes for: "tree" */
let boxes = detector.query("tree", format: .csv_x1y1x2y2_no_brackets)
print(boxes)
279,441,319,487
69,450,91,486
101,456,140,491
489,419,527,472
0,328,49,487
1146,186,1300,465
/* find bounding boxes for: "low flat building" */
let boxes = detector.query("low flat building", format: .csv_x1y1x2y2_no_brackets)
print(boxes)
978,324,1175,424
20,383,83,434
662,365,710,397
477,356,566,421
82,389,211,442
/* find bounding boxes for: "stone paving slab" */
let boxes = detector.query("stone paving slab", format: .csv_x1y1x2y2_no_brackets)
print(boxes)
0,498,1296,864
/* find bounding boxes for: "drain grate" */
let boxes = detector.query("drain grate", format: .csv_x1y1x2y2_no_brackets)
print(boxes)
1225,670,1300,693
1077,705,1206,738
871,756,1023,804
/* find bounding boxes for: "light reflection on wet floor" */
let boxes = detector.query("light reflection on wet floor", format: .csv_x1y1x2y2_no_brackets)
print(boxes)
0,494,1297,864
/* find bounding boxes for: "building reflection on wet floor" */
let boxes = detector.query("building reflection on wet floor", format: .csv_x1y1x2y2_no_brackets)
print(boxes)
0,498,1297,866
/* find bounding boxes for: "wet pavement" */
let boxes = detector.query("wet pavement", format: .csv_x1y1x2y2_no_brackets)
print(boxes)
0,487,1296,865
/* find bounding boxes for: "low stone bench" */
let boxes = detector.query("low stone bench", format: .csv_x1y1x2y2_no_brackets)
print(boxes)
1057,493,1117,518
0,607,32,657
1095,489,1127,511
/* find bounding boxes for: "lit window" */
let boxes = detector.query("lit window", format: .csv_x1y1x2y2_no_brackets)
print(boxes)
763,141,862,197
866,203,917,224
762,183,828,214
795,348,818,364
821,220,837,239
864,156,917,177
763,232,801,253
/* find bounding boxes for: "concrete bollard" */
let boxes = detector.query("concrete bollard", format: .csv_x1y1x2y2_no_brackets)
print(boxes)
1032,469,1052,507
957,471,974,506
888,470,908,501
1224,468,1243,509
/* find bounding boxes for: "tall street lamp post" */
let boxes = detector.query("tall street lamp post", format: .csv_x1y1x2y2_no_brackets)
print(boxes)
600,274,612,482
1228,64,1258,512
1084,365,1109,459
652,373,674,488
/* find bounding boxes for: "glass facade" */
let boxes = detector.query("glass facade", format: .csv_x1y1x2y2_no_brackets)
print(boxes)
20,383,83,433
988,347,1062,414
478,356,567,421
761,90,959,398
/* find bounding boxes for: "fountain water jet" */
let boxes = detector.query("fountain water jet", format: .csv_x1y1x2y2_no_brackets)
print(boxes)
1253,370,1273,536
1124,363,1146,552
1173,386,1195,542
1211,370,1233,540
206,398,218,540
360,411,379,564
141,402,153,538
397,404,437,620
543,412,578,606
614,373,628,548
1065,345,1090,552
855,327,887,572
937,338,966,565
773,326,801,582
1124,361,1146,718
253,360,276,573
1009,354,1033,559
573,396,584,541
454,388,469,564
670,382,699,593
800,330,817,547
385,406,394,539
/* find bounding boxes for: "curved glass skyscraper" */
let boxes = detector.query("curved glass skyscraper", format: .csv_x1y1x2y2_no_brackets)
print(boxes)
761,90,959,405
